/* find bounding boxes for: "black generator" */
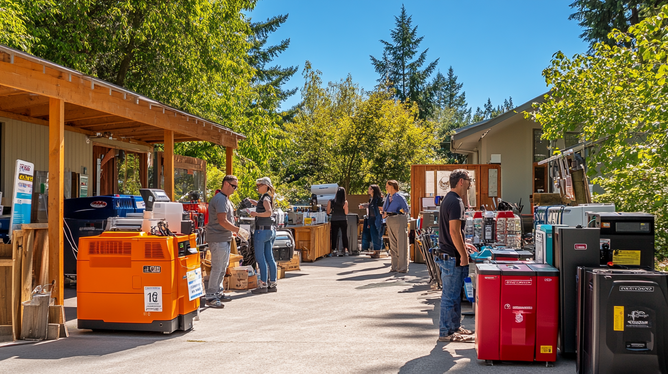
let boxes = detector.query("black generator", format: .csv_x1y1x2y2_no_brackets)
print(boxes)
587,212,655,268
576,267,668,374
554,226,601,355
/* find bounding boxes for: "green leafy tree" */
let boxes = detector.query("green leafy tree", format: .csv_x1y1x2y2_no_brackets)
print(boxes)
569,0,668,48
528,6,668,260
370,4,439,119
281,62,436,198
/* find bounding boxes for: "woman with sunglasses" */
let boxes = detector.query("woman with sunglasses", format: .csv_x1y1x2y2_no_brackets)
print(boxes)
249,177,278,294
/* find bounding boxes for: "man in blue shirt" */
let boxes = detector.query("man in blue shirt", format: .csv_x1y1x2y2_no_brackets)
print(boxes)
383,180,410,273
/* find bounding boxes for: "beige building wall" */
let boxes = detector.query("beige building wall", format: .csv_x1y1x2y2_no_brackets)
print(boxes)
477,116,542,212
1,117,93,199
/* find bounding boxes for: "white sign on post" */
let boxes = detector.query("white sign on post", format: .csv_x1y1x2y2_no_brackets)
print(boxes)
187,268,204,301
9,160,34,240
144,286,162,312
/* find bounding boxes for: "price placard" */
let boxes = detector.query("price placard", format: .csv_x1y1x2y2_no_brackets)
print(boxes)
187,268,204,301
144,286,162,312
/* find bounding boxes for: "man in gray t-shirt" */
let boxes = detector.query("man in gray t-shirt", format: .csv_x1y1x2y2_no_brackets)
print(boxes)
204,175,241,308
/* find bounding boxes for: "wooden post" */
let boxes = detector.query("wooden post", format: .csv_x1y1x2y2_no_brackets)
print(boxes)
164,130,175,200
48,98,64,305
226,147,233,175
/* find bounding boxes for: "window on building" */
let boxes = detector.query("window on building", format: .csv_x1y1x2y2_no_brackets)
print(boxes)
565,132,581,149
533,129,549,162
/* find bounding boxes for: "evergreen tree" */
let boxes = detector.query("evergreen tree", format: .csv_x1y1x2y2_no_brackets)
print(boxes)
248,14,299,120
483,98,494,119
472,107,485,123
569,0,668,48
370,5,439,118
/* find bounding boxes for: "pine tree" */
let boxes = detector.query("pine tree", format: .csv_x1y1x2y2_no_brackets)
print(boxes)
248,14,299,119
569,0,668,48
370,5,439,118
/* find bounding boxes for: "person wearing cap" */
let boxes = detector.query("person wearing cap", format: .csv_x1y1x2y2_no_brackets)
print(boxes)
436,169,477,342
249,177,278,294
383,180,410,273
205,175,242,308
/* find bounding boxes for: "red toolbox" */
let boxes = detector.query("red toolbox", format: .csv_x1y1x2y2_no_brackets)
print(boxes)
475,264,502,361
528,264,559,363
499,263,537,362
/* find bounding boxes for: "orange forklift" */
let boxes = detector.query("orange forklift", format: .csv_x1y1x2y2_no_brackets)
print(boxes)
77,189,202,333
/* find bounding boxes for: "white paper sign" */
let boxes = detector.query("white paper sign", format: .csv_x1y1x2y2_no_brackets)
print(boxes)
187,268,204,301
144,286,162,312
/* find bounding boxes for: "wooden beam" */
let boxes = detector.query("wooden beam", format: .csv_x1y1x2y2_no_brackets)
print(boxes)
48,97,64,306
0,109,93,136
0,55,241,148
0,93,49,111
0,86,20,96
164,130,175,201
226,147,233,175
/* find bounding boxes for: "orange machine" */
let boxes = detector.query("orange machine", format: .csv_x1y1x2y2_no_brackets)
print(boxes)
77,231,201,333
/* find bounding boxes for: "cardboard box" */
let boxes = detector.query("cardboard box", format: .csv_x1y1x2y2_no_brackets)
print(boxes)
277,267,285,279
279,252,300,271
230,266,257,290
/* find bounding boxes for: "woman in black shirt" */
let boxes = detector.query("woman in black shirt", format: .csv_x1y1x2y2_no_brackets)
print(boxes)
327,187,349,256
360,184,383,258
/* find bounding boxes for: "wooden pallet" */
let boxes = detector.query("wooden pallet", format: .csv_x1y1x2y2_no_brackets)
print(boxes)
0,224,65,341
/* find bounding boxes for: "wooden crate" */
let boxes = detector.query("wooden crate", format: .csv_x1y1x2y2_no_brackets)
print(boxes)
278,253,300,271
0,225,53,341
294,223,331,262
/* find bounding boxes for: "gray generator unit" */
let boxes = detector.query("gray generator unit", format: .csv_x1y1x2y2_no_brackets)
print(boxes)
272,229,295,262
576,267,668,374
554,226,601,355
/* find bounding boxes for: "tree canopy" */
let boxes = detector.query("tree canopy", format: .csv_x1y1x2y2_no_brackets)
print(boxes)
280,62,436,197
370,4,439,119
569,0,668,48
529,5,668,259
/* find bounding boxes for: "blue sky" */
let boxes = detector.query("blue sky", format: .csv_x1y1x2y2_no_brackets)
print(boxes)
248,0,589,112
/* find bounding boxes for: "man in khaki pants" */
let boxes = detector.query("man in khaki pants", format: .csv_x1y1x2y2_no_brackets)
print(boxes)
383,180,409,273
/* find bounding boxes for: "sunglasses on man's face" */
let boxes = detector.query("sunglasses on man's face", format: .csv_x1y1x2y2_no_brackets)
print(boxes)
228,182,238,190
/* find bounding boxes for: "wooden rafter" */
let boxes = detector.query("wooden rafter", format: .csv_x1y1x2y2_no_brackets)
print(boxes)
0,51,242,147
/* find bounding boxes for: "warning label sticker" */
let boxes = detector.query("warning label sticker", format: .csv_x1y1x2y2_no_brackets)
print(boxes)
614,306,624,331
612,250,641,266
540,346,553,354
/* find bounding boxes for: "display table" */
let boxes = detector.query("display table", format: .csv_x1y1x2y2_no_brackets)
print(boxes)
287,223,331,262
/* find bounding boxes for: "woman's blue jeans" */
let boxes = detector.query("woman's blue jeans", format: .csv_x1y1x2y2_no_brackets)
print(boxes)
254,228,277,284
369,221,382,251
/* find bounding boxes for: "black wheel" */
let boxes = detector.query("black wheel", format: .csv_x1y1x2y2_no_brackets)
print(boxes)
546,362,554,367
485,360,494,366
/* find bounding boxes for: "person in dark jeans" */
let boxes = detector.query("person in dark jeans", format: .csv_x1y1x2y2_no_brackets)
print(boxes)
435,169,477,342
249,177,278,294
327,187,349,256
359,184,384,258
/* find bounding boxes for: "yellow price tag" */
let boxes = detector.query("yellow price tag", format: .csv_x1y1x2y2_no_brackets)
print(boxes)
612,250,641,266
540,345,553,354
614,306,624,331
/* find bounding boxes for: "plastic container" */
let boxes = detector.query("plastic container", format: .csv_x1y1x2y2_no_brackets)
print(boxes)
152,202,185,233
465,216,474,243
473,211,483,245
483,211,496,244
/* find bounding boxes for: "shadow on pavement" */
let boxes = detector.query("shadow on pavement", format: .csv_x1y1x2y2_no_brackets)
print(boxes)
0,329,186,360
399,343,474,373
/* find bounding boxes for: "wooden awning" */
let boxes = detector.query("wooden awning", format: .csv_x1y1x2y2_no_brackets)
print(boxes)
0,45,245,148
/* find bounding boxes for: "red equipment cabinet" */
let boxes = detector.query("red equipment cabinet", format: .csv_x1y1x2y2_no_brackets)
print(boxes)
528,264,559,363
475,264,502,361
499,263,537,362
